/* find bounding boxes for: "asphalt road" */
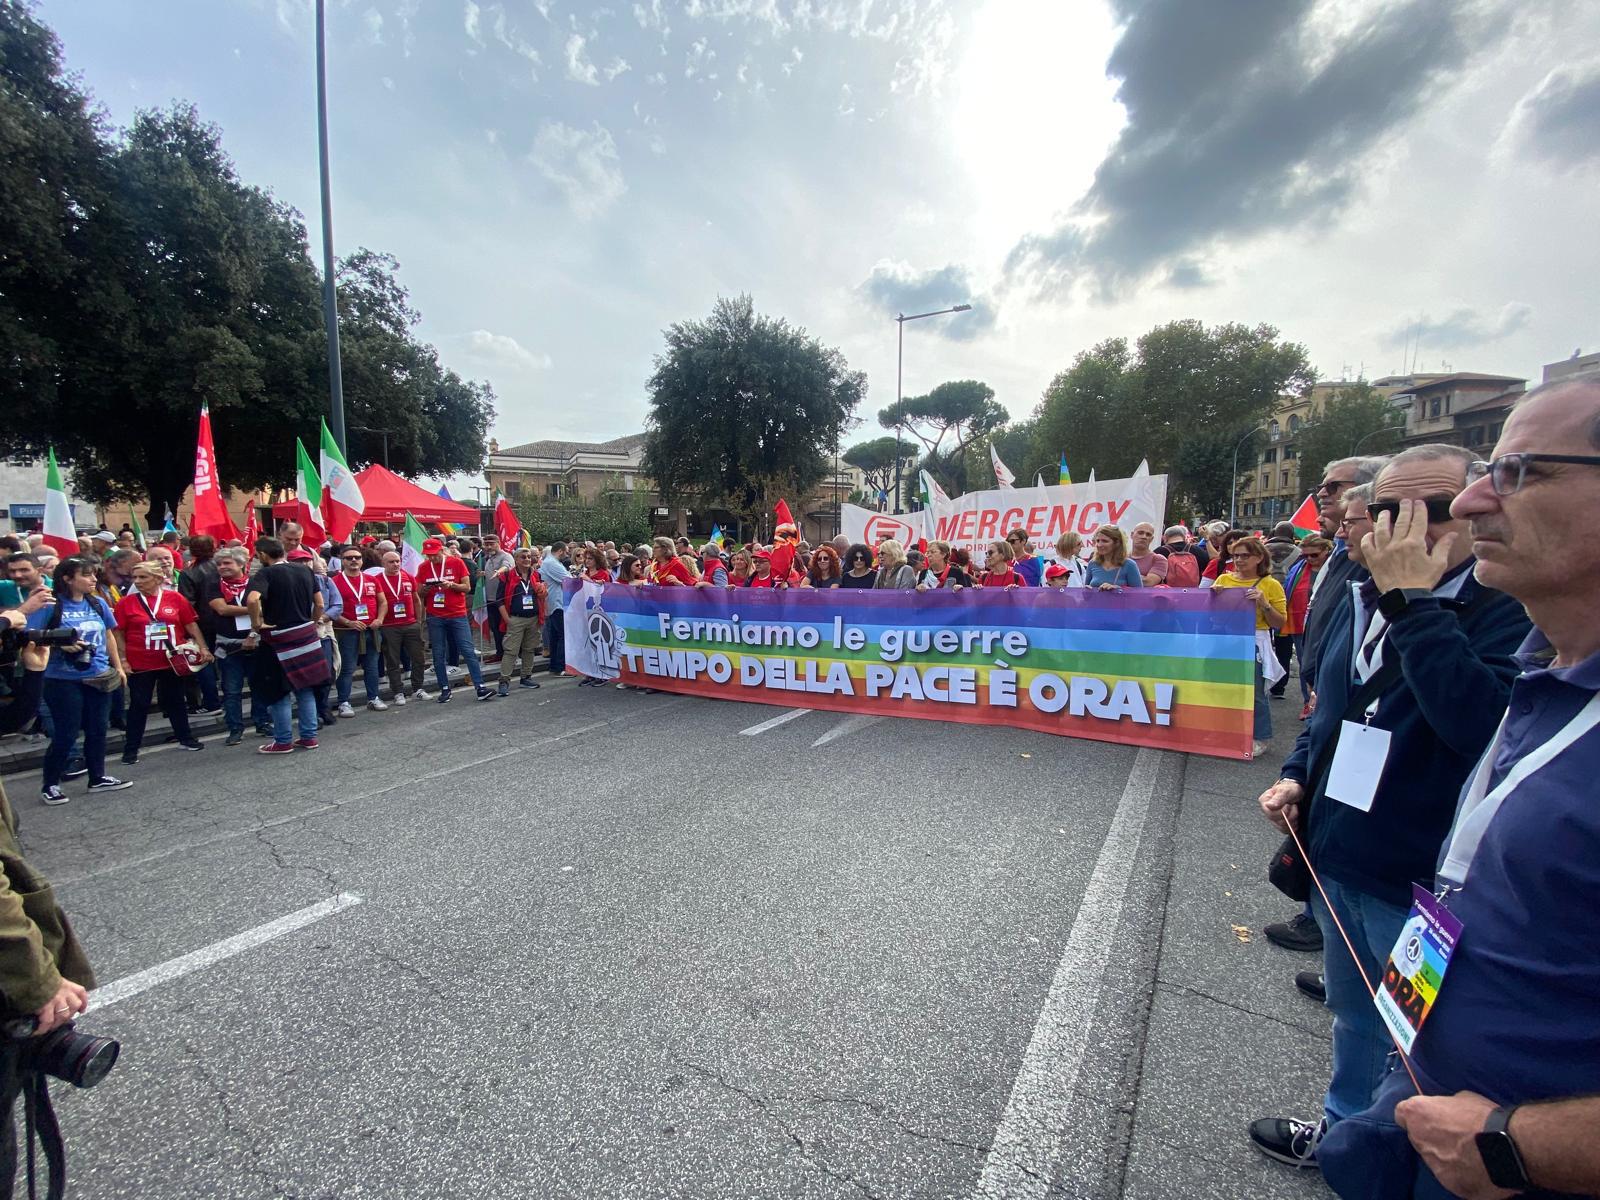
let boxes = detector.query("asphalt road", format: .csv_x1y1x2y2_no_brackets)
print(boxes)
6,676,1334,1199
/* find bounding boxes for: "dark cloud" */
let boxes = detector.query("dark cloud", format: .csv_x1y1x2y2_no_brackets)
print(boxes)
1165,259,1212,289
856,262,996,340
1382,303,1532,350
1007,0,1493,297
1511,61,1600,167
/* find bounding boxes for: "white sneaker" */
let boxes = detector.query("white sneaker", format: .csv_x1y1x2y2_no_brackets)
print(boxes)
367,699,389,711
337,702,356,718
1252,739,1270,757
393,693,407,707
412,688,433,701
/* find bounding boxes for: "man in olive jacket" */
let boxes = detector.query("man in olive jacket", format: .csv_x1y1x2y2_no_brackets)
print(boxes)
0,640,95,1033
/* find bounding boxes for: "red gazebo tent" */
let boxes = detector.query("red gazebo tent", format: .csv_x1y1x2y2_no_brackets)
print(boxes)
269,464,482,528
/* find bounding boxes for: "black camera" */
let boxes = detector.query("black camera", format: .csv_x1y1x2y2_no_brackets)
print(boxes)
0,627,80,651
2,1018,119,1089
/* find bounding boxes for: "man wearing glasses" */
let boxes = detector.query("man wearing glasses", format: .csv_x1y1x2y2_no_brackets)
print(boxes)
1321,378,1600,1198
1252,445,1531,1172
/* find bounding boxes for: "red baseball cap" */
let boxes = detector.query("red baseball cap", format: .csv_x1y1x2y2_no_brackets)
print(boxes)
286,548,315,562
753,548,772,561
1044,562,1071,581
422,537,444,554
360,535,377,546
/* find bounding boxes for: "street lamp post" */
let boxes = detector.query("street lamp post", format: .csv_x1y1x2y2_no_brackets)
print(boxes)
315,0,348,456
1351,423,1400,456
1229,425,1267,529
894,304,972,513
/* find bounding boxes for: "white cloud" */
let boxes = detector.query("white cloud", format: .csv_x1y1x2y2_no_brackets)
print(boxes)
633,0,669,33
604,56,632,81
396,0,419,57
646,71,666,85
837,82,855,118
381,75,395,91
565,33,599,84
461,330,553,372
463,0,484,48
361,6,383,44
529,121,627,220
685,38,715,80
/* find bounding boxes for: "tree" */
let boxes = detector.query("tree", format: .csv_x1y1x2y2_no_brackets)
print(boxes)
642,294,864,533
1030,321,1314,516
878,379,1007,494
1297,381,1406,492
843,436,916,498
515,480,654,547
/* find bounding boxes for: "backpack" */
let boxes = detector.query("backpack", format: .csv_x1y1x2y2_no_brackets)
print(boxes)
1164,551,1200,588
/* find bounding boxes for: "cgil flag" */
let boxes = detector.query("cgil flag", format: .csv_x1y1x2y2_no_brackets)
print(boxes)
493,494,522,549
399,511,428,575
1288,494,1319,537
41,447,77,558
990,443,1016,490
1059,452,1072,486
242,504,260,556
319,419,365,542
191,405,240,542
294,438,326,545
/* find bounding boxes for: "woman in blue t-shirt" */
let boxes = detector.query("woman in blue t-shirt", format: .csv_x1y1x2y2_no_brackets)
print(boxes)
26,557,132,806
1082,525,1144,590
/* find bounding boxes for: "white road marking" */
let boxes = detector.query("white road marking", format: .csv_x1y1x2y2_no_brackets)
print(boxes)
810,714,884,748
973,746,1164,1199
93,892,364,1010
738,707,810,736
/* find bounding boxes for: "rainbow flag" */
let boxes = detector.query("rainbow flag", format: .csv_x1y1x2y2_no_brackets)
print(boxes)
569,583,1257,758
436,485,463,536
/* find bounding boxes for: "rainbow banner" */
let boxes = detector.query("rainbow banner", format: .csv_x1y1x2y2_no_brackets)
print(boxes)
565,583,1258,758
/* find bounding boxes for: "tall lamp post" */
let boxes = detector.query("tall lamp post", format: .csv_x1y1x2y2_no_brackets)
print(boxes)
315,0,348,455
1351,423,1401,456
1229,425,1267,529
894,304,972,513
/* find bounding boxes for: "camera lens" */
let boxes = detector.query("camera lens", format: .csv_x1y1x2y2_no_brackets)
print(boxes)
30,1024,121,1089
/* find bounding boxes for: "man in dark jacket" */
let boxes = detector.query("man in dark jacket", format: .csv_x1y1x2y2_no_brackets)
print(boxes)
1248,444,1531,1172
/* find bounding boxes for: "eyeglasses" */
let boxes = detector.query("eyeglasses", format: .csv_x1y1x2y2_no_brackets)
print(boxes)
1367,497,1458,525
1467,453,1600,497
1316,479,1356,495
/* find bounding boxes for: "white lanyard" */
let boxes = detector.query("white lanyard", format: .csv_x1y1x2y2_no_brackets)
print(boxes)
1438,689,1600,885
135,588,169,623
339,572,366,606
380,573,408,602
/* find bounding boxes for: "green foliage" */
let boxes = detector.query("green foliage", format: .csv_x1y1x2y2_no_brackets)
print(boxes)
843,435,916,496
642,294,864,532
1030,320,1315,516
1297,381,1406,492
879,379,1007,494
0,8,494,524
514,482,655,547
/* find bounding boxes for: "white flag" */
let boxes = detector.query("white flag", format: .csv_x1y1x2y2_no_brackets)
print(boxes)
919,469,950,506
990,443,1016,489
563,578,621,681
1132,458,1150,479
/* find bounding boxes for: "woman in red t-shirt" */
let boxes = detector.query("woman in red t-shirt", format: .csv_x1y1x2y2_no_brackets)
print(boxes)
974,541,1023,589
1200,530,1247,584
113,560,211,762
647,537,694,586
582,546,614,584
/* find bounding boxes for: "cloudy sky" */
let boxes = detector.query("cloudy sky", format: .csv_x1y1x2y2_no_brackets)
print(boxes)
42,0,1600,477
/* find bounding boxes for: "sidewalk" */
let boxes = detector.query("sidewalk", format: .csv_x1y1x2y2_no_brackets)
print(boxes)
1123,693,1335,1199
0,651,547,775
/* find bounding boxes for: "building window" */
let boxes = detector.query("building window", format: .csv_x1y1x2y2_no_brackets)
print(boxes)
1269,419,1281,441
1444,394,1453,414
1261,473,1270,490
1488,421,1503,441
1283,446,1297,459
546,483,561,498
1430,398,1442,418
503,481,521,500
1263,448,1278,464
1281,469,1290,487
1244,503,1255,517
1288,415,1302,434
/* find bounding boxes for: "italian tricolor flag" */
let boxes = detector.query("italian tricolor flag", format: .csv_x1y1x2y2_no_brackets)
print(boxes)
319,419,365,542
1288,494,1319,538
294,438,326,545
41,447,77,558
399,511,427,575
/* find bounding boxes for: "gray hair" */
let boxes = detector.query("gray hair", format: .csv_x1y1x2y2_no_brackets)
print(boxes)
105,548,140,570
1344,483,1374,506
1375,443,1476,485
1163,525,1188,539
215,547,250,567
1327,455,1391,486
1206,520,1230,537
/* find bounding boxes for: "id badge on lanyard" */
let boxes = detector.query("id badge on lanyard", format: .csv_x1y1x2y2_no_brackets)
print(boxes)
1374,884,1462,1054
1326,699,1391,812
139,591,173,649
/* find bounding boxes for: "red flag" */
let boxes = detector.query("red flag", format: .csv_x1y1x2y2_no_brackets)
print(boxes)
494,495,522,548
774,498,795,529
242,504,260,555
1288,494,1319,536
191,405,240,542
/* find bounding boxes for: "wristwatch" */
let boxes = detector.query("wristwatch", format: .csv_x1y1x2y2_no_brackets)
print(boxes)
1475,1105,1531,1191
1377,587,1435,620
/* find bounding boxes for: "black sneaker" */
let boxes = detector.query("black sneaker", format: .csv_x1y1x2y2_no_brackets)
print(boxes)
62,759,88,781
496,681,510,698
476,687,496,702
177,740,205,752
120,751,139,766
1249,1116,1326,1168
87,776,132,793
1264,911,1324,953
225,731,243,746
519,678,541,689
1295,970,1326,1004
438,688,452,704
40,785,69,807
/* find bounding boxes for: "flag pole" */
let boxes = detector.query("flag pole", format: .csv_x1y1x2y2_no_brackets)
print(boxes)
315,0,347,456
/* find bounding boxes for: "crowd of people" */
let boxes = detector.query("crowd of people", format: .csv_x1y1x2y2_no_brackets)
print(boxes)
3,378,1598,1199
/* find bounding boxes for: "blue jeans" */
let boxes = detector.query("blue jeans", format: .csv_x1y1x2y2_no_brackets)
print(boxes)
41,678,110,788
1292,633,1312,702
269,686,321,745
217,650,267,735
1253,659,1273,740
194,661,220,709
545,608,565,674
426,616,482,692
1310,876,1411,1125
336,629,382,705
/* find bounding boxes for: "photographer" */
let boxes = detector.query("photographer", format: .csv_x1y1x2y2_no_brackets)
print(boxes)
26,560,131,806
